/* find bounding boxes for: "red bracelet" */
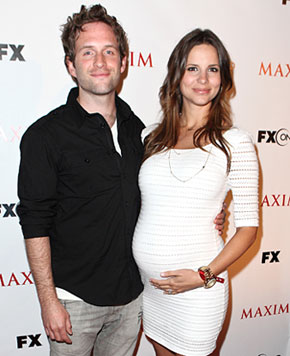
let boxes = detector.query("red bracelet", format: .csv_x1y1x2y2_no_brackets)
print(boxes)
198,269,224,283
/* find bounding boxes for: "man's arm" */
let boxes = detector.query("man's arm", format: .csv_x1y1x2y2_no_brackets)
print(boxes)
17,126,72,343
25,237,72,344
214,203,226,235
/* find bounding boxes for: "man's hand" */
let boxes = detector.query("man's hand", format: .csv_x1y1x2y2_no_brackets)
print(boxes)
214,203,226,235
150,269,204,295
41,299,72,344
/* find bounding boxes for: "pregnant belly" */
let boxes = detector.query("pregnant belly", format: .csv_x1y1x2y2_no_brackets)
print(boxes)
132,229,222,281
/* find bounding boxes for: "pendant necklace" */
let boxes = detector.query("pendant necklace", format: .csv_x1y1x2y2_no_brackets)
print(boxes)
168,146,212,183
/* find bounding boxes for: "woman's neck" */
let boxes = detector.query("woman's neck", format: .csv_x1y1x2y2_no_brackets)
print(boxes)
180,108,208,131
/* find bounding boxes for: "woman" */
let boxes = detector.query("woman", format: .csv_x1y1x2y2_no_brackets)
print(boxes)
132,29,259,356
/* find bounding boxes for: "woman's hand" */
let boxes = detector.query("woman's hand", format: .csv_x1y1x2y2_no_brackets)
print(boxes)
150,269,204,295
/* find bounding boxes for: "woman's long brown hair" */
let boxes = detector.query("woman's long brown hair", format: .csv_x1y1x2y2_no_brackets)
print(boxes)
144,29,235,172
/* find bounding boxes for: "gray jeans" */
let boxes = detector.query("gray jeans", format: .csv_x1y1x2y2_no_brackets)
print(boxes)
49,294,143,356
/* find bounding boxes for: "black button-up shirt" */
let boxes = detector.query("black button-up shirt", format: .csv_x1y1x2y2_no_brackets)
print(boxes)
17,88,144,306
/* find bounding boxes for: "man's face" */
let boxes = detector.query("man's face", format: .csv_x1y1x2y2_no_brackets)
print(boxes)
67,21,127,97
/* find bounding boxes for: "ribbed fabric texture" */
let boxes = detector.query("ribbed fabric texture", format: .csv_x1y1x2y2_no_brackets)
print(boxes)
132,128,259,355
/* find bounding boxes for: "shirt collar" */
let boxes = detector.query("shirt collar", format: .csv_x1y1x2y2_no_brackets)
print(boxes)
66,87,132,128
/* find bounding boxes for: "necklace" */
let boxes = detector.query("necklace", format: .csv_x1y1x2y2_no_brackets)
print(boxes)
168,146,212,183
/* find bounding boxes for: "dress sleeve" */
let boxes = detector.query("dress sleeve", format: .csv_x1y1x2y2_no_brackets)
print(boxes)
227,131,259,227
16,127,59,238
141,123,159,143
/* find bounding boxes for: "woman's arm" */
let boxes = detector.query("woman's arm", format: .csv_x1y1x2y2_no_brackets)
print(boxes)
150,226,257,294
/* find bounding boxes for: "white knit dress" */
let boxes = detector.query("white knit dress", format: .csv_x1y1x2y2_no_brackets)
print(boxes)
132,127,259,356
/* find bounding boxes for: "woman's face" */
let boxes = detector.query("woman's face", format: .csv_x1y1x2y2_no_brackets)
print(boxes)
180,44,221,111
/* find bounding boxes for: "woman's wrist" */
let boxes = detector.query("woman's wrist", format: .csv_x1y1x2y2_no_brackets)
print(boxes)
198,266,224,289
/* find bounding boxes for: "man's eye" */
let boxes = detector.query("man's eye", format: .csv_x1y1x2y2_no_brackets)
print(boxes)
105,50,114,55
83,50,93,56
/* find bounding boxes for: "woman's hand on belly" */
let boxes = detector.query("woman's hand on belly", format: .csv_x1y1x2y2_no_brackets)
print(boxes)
150,269,204,295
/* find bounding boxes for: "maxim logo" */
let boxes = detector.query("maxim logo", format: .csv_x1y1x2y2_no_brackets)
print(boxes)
16,334,42,349
129,51,153,67
0,272,33,287
0,43,25,61
0,125,23,143
0,203,17,217
261,194,290,207
241,304,289,319
259,62,290,77
257,129,290,146
261,251,280,263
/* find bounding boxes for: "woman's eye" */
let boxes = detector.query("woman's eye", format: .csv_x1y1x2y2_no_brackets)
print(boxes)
209,67,219,72
187,66,198,72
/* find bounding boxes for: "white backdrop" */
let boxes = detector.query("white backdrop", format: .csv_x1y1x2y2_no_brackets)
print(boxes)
0,1,289,355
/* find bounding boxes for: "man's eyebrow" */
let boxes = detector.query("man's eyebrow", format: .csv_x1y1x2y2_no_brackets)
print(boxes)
78,44,119,50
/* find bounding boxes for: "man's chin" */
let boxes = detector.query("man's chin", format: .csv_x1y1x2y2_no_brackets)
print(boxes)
80,85,117,97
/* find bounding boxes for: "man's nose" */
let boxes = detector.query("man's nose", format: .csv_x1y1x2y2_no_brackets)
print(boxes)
94,53,105,68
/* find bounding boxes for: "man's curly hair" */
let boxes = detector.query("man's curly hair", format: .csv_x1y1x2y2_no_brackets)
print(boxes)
61,4,128,80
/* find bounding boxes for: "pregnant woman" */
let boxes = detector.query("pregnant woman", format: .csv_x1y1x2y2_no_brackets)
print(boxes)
133,29,259,356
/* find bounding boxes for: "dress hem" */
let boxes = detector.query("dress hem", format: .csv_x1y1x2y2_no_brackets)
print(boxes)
143,329,216,356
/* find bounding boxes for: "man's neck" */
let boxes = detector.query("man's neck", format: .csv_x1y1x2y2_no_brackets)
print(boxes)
77,89,117,128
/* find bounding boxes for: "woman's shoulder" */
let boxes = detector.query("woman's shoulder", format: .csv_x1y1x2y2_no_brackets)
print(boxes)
141,123,159,143
223,127,255,146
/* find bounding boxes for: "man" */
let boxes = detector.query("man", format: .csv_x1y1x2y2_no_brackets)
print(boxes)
17,4,224,356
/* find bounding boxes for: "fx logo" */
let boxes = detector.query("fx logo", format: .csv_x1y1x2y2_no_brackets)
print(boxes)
282,0,290,4
16,334,42,349
257,129,290,146
0,44,25,61
261,251,280,264
0,203,17,217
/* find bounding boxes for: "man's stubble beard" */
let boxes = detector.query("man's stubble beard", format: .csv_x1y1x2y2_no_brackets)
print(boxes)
79,71,121,97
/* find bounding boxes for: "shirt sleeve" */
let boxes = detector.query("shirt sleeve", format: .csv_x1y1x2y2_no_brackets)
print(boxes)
17,127,59,238
227,131,259,227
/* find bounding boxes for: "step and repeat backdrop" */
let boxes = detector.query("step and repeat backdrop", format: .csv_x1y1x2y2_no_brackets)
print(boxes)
0,0,289,355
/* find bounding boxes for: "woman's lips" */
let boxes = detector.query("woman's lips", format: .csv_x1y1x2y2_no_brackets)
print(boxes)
193,88,210,94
